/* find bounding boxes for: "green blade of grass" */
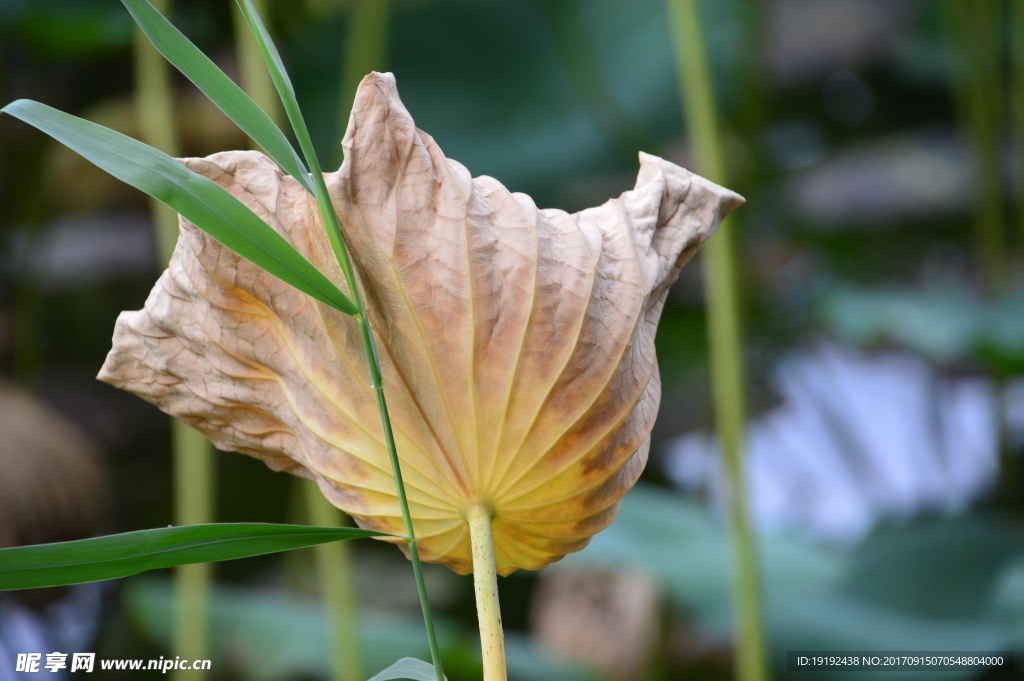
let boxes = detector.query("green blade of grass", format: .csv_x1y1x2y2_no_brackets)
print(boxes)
2,99,357,316
122,0,313,194
234,0,348,271
0,524,388,591
234,4,446,680
235,0,297,111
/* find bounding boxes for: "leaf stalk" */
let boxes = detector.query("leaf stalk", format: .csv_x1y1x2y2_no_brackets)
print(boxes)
170,421,214,679
467,506,506,681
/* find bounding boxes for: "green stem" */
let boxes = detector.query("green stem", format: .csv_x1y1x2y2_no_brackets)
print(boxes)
233,0,285,132
940,0,1007,293
305,481,362,681
467,507,506,681
336,0,390,168
733,0,768,153
666,2,769,681
310,122,446,681
1012,0,1024,262
236,4,445,675
232,11,364,679
134,6,214,676
171,420,214,677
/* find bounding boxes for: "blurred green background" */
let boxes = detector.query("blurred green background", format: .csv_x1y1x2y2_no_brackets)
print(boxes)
2,0,1024,680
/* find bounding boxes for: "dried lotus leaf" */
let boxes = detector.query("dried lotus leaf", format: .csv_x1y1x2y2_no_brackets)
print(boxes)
99,72,743,575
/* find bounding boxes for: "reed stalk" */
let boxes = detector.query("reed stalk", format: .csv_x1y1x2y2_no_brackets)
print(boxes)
232,7,364,680
1013,0,1024,261
13,228,41,385
134,3,181,263
169,421,214,678
233,4,446,676
325,10,447,676
666,1,769,680
939,0,1008,292
133,3,214,675
305,482,362,681
233,0,285,130
468,507,506,681
307,136,447,681
336,0,390,167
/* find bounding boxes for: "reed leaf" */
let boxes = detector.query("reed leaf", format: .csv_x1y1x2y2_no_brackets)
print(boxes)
0,524,387,591
1,100,357,316
231,5,446,678
122,0,313,194
234,0,302,136
232,0,349,301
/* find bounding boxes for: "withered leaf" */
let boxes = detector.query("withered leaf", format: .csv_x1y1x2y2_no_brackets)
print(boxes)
99,73,743,575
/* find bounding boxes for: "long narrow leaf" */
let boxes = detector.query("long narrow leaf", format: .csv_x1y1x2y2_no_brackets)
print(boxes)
232,0,354,284
235,0,298,105
233,0,330,191
0,524,388,590
367,659,446,681
122,0,314,194
2,100,357,316
233,0,334,224
234,7,447,681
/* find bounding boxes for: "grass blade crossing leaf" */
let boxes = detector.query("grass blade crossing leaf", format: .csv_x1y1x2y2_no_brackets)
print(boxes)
122,0,313,194
0,524,388,590
233,6,447,681
1,100,357,316
233,0,347,268
367,659,446,681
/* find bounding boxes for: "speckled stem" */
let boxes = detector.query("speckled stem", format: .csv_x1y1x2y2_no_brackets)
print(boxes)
468,506,506,681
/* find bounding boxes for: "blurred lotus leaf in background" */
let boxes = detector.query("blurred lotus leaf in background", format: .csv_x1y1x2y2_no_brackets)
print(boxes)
665,342,1003,544
0,378,109,677
126,579,594,681
558,484,1024,681
821,285,1024,371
